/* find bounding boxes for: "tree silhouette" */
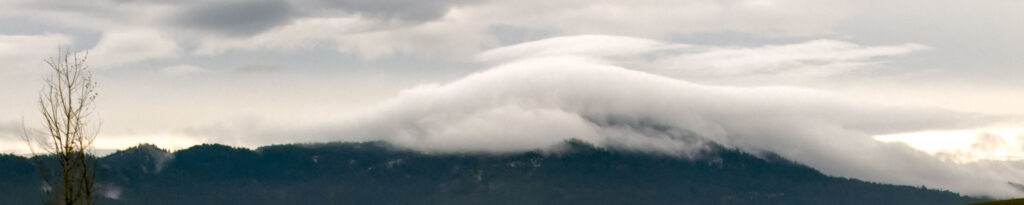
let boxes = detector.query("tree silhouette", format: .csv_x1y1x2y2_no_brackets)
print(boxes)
24,47,99,205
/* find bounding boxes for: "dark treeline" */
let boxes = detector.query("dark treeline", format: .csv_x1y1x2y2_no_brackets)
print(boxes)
0,140,985,205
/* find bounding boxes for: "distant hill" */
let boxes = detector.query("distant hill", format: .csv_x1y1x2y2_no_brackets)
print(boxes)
0,140,986,205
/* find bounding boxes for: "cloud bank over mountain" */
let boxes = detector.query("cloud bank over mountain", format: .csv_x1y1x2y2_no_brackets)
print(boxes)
4,0,1024,198
318,35,1024,198
4,0,1024,158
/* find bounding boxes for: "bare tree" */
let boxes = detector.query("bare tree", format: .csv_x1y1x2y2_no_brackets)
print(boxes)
24,47,99,205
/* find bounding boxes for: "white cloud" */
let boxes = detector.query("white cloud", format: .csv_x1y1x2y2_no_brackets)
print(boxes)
656,39,929,77
477,34,675,62
85,29,179,69
478,35,931,81
317,35,1022,198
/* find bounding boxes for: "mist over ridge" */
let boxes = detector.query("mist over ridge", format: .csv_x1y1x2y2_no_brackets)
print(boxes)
312,35,1024,198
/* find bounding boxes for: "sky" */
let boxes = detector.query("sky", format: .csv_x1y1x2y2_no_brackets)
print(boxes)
2,0,1024,198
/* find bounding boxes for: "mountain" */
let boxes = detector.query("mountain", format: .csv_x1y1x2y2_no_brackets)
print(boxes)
0,140,986,205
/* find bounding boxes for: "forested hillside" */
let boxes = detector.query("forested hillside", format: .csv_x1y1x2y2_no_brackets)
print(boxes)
0,141,986,205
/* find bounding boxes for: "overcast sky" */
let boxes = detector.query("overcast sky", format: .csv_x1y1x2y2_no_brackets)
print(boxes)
2,0,1024,198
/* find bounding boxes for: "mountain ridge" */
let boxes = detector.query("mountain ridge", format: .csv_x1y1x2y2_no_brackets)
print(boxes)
1,140,988,204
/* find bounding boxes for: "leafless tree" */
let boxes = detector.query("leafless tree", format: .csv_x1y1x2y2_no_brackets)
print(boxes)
24,47,99,205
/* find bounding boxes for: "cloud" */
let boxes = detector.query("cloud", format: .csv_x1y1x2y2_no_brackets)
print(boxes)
3,0,473,36
314,35,1022,198
973,133,1012,151
932,132,1024,162
291,0,479,22
3,0,1024,198
185,0,857,58
1,0,481,59
477,35,930,81
477,34,676,62
655,39,929,77
328,12,495,59
0,120,41,155
0,0,177,31
100,184,121,200
190,17,372,55
0,33,73,73
1,0,1017,67
0,121,21,140
466,0,851,39
233,64,282,74
171,0,297,36
85,29,179,69
0,34,73,132
194,10,495,59
159,64,208,77
0,0,866,61
1020,135,1024,151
